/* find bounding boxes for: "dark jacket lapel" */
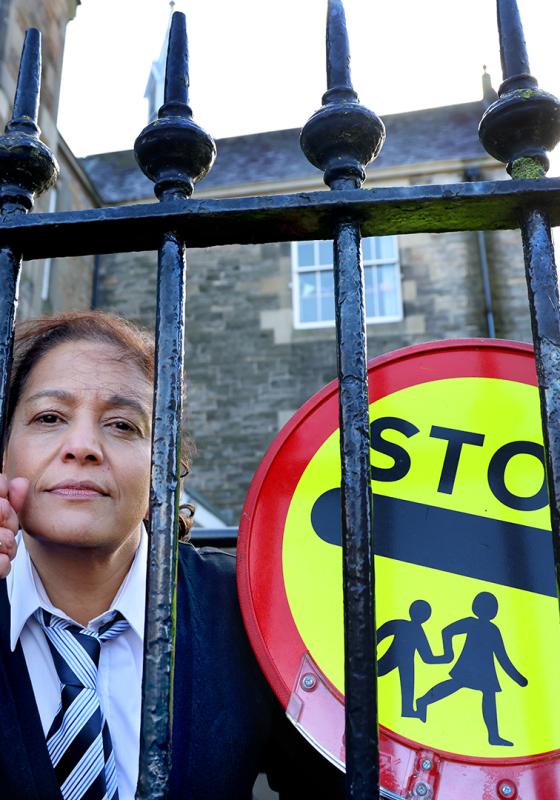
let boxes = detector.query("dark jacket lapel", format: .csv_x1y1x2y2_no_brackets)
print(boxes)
0,579,61,799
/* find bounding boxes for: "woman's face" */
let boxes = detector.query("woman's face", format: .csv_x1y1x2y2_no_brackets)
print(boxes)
4,339,152,554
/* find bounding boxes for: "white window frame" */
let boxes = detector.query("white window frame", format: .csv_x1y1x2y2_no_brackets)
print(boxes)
291,236,403,329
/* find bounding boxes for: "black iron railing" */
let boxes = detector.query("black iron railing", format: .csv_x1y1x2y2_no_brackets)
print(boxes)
0,1,559,799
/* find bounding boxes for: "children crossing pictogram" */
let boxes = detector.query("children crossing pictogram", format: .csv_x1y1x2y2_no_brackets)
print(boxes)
377,592,528,746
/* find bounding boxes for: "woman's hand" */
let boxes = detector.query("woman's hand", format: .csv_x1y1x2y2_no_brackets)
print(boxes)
0,475,29,579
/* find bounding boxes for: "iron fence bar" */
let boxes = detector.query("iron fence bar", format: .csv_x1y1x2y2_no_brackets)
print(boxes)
2,178,560,259
133,12,215,798
0,29,57,447
333,219,379,797
136,230,186,799
301,1,385,795
519,209,560,598
479,0,560,617
0,246,21,448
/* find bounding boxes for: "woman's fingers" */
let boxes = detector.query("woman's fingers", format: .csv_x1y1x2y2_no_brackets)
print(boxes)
0,496,20,536
0,527,16,558
0,553,11,579
0,474,27,579
8,477,29,516
0,523,16,578
0,497,18,577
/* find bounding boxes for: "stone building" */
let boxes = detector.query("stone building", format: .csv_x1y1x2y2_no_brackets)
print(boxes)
81,97,530,525
0,0,98,319
1,0,531,527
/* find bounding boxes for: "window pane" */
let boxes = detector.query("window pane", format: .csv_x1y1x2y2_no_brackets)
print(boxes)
319,270,335,321
378,264,399,316
318,240,333,266
298,241,315,267
373,236,397,261
364,266,378,318
300,273,318,323
365,265,374,292
293,239,401,327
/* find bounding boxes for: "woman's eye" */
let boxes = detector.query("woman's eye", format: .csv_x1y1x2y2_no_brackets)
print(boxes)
35,413,61,425
109,419,137,433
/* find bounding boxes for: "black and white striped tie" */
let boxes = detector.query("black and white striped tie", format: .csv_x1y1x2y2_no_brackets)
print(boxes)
35,608,129,800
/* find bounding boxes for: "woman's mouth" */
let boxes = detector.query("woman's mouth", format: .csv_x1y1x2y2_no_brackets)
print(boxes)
47,481,108,498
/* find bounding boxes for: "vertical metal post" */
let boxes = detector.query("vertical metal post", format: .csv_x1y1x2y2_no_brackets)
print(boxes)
0,246,21,446
301,1,386,796
134,12,215,798
333,218,378,797
520,210,560,584
137,228,186,798
0,28,58,446
480,1,560,599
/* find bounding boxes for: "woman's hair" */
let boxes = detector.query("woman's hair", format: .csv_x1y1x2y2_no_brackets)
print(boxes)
7,310,194,538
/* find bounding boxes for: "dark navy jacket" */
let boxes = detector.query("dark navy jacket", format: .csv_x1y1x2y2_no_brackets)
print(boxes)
0,543,345,799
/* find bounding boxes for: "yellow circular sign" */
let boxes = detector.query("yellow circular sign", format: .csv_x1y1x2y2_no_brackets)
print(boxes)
283,376,558,758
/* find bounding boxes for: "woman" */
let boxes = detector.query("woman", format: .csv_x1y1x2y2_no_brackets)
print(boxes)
0,311,344,800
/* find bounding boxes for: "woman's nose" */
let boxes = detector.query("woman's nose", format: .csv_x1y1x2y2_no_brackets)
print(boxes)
60,422,103,464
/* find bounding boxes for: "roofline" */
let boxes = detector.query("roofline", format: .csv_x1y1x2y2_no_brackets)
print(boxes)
97,154,500,206
80,99,485,161
203,99,485,146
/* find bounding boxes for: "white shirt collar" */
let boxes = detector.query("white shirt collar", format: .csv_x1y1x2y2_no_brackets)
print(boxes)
7,527,147,651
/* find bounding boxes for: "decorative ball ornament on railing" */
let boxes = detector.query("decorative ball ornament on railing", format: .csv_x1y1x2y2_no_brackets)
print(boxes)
479,0,560,177
134,12,216,202
300,0,385,190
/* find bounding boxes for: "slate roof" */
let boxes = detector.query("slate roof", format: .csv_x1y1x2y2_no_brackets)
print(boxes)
80,100,489,204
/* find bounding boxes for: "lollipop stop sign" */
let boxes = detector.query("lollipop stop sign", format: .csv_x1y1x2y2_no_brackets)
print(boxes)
238,340,560,799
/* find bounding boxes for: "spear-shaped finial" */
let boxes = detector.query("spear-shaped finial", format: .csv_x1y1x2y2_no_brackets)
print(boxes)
497,0,533,89
7,28,41,135
325,0,355,100
0,27,58,213
301,0,384,189
161,10,190,117
134,11,216,200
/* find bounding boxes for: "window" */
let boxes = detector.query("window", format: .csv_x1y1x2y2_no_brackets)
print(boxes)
292,236,402,329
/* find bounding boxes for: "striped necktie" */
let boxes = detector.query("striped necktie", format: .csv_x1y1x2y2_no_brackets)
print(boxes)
35,608,130,800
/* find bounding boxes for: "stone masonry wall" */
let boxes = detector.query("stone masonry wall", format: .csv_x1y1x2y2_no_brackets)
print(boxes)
97,204,530,524
0,0,79,147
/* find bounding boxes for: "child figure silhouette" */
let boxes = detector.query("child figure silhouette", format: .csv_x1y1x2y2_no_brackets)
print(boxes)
415,592,528,746
376,600,448,718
